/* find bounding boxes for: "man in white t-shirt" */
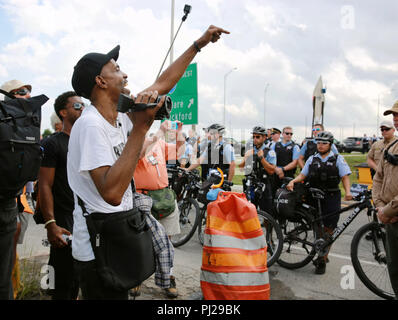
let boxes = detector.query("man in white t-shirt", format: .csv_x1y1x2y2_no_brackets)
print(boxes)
67,25,229,300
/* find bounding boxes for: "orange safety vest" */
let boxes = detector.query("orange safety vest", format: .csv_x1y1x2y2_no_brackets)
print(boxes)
200,192,270,300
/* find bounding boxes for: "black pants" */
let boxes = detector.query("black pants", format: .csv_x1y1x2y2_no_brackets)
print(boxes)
258,181,274,215
319,191,341,229
48,245,79,300
74,259,128,300
0,198,18,300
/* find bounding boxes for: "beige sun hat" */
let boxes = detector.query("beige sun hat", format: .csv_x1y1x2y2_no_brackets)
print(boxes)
384,100,398,115
0,79,32,93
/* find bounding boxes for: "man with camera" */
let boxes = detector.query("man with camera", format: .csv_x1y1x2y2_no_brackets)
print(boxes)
372,102,398,299
38,91,84,300
67,25,229,300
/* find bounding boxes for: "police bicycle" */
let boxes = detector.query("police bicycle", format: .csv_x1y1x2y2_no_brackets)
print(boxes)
242,171,283,267
275,184,395,300
167,167,202,247
196,168,234,247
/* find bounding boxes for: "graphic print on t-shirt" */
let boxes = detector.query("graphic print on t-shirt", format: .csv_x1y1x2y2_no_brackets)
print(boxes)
113,142,125,158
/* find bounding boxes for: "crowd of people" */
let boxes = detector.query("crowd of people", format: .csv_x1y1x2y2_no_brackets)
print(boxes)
0,22,397,301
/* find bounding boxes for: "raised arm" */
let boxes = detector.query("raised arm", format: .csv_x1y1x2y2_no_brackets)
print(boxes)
143,25,229,95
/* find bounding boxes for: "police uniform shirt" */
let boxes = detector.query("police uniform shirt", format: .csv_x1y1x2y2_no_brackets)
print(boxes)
271,141,301,161
301,151,351,178
300,139,339,157
201,139,236,164
180,141,193,162
268,138,281,150
253,143,277,165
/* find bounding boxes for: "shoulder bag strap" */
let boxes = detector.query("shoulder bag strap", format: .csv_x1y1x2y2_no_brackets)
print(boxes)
0,88,16,100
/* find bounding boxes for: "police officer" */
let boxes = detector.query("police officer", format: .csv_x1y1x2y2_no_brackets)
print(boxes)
287,131,353,274
187,123,235,182
298,123,339,169
198,127,211,181
272,126,301,191
239,126,277,213
268,127,282,149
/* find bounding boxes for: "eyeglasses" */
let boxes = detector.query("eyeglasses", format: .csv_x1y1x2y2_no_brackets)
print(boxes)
253,135,263,139
11,88,30,96
381,127,392,132
73,102,85,110
284,132,293,136
312,128,321,132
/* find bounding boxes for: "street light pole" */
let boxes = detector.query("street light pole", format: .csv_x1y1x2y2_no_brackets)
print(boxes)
223,67,237,126
170,0,175,66
264,83,269,128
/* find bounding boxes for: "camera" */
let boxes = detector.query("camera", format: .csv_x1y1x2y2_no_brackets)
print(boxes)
117,93,173,120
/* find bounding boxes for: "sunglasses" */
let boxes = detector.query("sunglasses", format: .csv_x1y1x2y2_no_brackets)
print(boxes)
73,102,85,110
381,127,392,132
253,135,263,139
284,132,293,136
11,88,30,96
312,128,321,132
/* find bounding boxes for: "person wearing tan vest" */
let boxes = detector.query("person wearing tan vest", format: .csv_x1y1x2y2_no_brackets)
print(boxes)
372,102,398,299
367,120,397,178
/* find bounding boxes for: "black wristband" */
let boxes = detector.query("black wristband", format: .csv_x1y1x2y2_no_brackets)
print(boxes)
193,41,201,52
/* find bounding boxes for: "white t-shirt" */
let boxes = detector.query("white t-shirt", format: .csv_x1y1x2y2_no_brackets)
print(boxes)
67,105,133,261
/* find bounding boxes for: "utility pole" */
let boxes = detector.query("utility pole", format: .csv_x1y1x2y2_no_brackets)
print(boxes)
264,83,269,128
223,67,237,126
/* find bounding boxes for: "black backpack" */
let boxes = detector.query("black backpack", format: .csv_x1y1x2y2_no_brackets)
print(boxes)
0,89,48,200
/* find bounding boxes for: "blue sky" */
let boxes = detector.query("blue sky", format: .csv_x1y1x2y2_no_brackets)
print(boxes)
1,0,398,142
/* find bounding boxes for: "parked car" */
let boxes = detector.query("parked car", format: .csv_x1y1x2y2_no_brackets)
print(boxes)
224,137,245,156
342,137,364,153
333,139,345,153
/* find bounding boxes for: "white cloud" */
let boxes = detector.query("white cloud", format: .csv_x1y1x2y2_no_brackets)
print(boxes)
345,47,398,73
245,2,307,36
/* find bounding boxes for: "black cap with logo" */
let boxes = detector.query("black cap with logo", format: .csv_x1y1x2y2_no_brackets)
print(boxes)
71,45,120,99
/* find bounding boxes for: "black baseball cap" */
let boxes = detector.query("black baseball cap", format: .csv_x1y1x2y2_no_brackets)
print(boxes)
71,45,120,99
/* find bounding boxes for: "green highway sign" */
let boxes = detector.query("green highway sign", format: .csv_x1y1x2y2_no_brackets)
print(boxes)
168,63,198,125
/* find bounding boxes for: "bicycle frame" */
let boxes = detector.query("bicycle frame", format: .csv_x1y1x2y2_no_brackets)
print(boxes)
309,196,374,253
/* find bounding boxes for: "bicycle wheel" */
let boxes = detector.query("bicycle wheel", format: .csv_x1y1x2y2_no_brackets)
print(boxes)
351,222,395,300
277,213,316,269
257,210,283,267
170,198,200,247
197,208,207,246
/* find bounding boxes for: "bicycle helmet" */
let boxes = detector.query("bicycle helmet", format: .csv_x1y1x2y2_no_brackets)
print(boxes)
315,131,334,144
207,123,226,135
251,126,267,135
